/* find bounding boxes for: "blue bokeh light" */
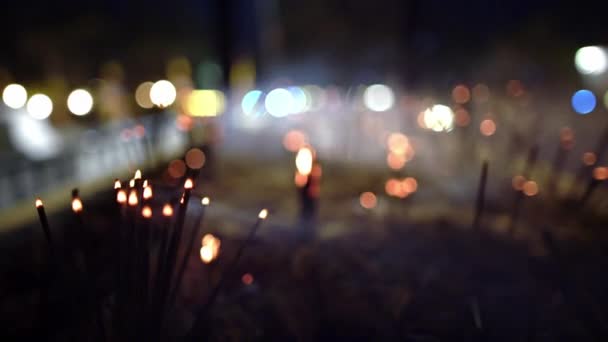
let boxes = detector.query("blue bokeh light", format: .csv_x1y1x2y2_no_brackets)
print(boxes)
572,89,596,115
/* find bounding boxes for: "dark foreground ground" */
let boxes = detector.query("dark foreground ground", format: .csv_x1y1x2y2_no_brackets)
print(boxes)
1,159,608,341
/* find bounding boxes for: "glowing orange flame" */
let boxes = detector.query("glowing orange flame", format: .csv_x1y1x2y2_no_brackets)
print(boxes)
162,204,174,217
184,178,194,189
35,198,43,208
128,190,138,206
134,169,142,180
143,186,153,200
201,197,210,206
129,179,135,188
117,190,127,204
142,205,152,218
200,233,221,264
143,179,148,188
180,194,185,204
72,198,83,213
114,179,121,189
296,147,314,176
258,209,268,220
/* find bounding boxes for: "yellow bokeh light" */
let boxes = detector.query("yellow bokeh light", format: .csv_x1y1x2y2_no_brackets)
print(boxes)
135,81,154,109
2,84,27,109
423,105,454,132
67,89,94,116
185,89,225,117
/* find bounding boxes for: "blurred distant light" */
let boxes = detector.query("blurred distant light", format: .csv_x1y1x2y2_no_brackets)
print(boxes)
283,130,308,152
385,178,400,197
560,127,575,150
241,90,263,116
387,152,406,170
387,133,409,155
168,159,186,178
7,109,62,160
472,84,490,103
363,84,394,112
582,151,597,166
186,89,225,117
522,180,538,197
480,119,496,136
451,84,470,104
359,192,377,209
166,56,192,79
135,82,154,109
295,146,314,176
423,104,454,132
2,84,27,109
67,89,93,116
506,80,525,97
575,46,607,75
593,166,608,180
150,80,177,108
571,89,596,114
288,86,308,114
265,88,293,118
185,148,206,169
512,175,526,191
454,108,470,127
27,94,53,120
302,85,326,111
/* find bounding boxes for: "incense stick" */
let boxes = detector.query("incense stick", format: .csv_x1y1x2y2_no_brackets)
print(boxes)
472,161,488,231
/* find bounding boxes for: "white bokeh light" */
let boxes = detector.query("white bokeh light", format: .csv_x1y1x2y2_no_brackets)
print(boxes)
67,89,94,116
26,94,53,120
423,104,454,132
575,46,608,75
265,88,293,118
363,84,394,112
241,90,263,115
150,80,177,107
7,110,62,160
2,84,27,109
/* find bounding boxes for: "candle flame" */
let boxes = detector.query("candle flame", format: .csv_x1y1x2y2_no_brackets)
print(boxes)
117,190,127,204
114,179,121,189
200,233,221,264
134,169,142,180
35,198,43,208
128,190,138,206
129,179,135,188
142,179,148,188
258,209,268,220
143,186,153,200
184,178,194,189
201,197,210,206
295,147,314,176
162,204,173,217
72,198,83,213
142,205,152,218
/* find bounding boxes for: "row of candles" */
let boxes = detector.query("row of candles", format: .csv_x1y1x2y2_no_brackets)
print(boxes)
33,168,269,339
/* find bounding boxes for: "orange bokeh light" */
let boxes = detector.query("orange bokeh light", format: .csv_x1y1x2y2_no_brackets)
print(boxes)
168,159,186,179
387,132,409,155
506,80,524,97
387,152,406,170
472,84,490,103
242,273,254,285
294,171,308,187
582,152,597,166
593,166,608,180
454,108,470,127
283,130,308,152
512,175,526,191
480,119,496,136
359,192,377,209
560,127,575,150
522,180,539,196
451,84,471,104
185,148,206,169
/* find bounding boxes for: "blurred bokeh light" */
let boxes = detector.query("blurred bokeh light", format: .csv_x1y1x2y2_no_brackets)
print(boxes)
26,94,53,120
67,89,94,116
2,84,27,109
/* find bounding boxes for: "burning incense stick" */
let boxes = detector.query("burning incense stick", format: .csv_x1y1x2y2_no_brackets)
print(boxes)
472,162,488,231
189,209,269,336
35,199,53,247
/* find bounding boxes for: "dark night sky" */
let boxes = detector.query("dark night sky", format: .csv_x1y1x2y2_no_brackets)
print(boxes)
0,0,607,86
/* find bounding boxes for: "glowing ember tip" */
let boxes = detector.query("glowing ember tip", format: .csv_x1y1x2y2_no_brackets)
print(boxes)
143,186,153,200
129,179,135,188
114,179,121,189
128,190,138,206
72,198,83,213
162,204,173,217
134,169,142,180
202,197,210,206
35,198,43,208
142,206,152,218
117,190,127,204
295,147,314,176
200,234,221,264
184,178,194,189
258,209,268,220
142,180,148,188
